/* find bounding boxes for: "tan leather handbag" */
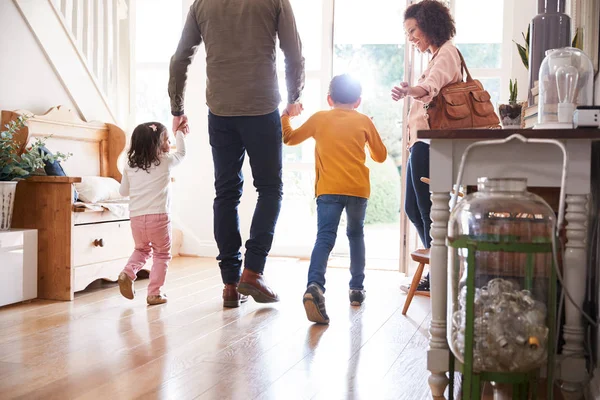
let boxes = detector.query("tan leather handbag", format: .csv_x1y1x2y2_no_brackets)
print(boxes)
426,50,501,130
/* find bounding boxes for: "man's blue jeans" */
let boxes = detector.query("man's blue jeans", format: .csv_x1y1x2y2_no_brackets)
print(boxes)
308,195,368,292
208,110,283,284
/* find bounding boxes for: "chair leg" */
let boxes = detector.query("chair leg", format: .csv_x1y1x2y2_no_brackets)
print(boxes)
402,262,425,315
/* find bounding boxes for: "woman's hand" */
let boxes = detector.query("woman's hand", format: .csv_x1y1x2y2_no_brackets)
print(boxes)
391,82,410,101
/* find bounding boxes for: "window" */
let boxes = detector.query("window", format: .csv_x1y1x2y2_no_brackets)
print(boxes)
330,0,404,268
134,0,183,127
453,0,504,107
271,0,334,256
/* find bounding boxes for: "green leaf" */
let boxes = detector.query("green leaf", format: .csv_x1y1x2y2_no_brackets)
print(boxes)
0,114,68,181
513,25,530,71
516,43,529,70
572,29,583,50
13,167,29,176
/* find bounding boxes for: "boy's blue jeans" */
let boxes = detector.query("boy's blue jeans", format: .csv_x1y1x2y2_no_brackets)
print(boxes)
308,194,368,292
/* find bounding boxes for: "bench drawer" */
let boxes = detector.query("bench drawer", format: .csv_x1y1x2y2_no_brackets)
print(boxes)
73,221,134,267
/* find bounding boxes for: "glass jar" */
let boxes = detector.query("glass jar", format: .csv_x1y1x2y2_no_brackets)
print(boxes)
536,47,594,128
447,177,556,373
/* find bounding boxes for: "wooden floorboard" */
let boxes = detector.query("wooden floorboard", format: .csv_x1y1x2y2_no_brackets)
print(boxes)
0,256,559,399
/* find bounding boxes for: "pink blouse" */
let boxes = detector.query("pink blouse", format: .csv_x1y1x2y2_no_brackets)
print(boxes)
407,41,463,147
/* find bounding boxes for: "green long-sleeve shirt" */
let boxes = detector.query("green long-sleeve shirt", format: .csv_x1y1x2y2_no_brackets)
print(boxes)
168,0,305,117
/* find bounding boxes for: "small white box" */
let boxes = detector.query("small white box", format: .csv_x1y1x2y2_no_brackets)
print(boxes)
573,106,600,128
0,229,37,307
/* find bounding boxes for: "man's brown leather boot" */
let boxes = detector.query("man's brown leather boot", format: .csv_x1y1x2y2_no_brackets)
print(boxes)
223,284,248,308
237,268,280,303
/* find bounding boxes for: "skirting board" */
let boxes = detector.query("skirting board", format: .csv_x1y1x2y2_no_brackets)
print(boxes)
179,240,218,258
179,241,314,259
587,368,600,400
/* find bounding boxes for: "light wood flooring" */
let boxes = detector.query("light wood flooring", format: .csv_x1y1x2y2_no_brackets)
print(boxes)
0,257,562,399
0,256,437,399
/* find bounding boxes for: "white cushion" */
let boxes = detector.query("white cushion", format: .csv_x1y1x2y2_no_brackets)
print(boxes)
74,176,125,203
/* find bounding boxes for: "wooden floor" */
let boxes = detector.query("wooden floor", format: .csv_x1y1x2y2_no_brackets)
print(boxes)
0,257,437,400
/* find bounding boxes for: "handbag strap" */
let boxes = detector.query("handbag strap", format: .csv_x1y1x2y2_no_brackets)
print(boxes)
455,48,474,82
429,44,474,83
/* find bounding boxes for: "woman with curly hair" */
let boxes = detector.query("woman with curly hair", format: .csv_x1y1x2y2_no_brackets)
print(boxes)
392,0,461,292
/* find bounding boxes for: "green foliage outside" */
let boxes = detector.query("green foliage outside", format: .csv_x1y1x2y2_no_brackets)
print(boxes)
456,43,502,69
334,44,404,224
335,44,405,171
365,158,400,224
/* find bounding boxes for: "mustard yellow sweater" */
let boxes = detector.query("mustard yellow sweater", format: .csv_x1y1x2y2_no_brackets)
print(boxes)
282,109,387,198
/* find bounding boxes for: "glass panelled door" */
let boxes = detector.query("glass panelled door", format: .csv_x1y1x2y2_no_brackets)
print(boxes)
332,0,407,271
270,0,335,257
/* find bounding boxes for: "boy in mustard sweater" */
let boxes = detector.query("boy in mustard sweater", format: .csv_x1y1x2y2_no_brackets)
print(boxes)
281,74,388,324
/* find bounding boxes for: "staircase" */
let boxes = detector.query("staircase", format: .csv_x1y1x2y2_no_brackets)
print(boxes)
14,0,131,126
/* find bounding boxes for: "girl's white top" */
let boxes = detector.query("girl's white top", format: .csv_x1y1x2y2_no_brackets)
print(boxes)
119,131,186,218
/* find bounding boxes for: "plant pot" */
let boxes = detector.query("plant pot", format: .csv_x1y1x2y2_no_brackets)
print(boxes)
0,181,18,230
498,103,523,128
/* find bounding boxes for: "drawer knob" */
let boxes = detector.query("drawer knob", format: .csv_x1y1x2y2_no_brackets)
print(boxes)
93,239,104,247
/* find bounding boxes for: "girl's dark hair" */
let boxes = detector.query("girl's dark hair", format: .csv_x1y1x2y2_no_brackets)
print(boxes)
404,0,456,48
127,122,167,172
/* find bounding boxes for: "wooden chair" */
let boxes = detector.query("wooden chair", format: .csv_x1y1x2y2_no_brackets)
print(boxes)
402,248,430,315
401,178,461,315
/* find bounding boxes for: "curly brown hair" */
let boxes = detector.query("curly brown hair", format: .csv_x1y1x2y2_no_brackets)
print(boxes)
404,0,456,48
127,122,167,172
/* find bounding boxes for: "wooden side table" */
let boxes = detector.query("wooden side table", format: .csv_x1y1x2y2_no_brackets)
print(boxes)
0,229,38,307
418,128,600,399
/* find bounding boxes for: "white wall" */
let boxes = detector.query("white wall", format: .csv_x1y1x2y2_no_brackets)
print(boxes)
502,0,537,103
0,2,76,115
169,43,218,256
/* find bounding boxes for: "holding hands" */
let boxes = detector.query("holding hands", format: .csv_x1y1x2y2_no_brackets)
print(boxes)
172,115,190,136
283,103,304,117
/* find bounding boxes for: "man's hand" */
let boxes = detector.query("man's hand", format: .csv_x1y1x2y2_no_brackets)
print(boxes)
172,115,188,134
177,120,190,136
285,103,303,117
391,82,410,101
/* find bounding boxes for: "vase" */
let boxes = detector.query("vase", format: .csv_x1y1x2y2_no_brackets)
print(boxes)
0,181,18,230
498,103,523,128
528,0,571,106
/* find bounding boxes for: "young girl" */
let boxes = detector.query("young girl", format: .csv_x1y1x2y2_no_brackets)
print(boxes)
117,121,188,305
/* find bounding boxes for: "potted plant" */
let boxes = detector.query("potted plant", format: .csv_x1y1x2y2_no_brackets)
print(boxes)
0,115,68,230
498,79,523,128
